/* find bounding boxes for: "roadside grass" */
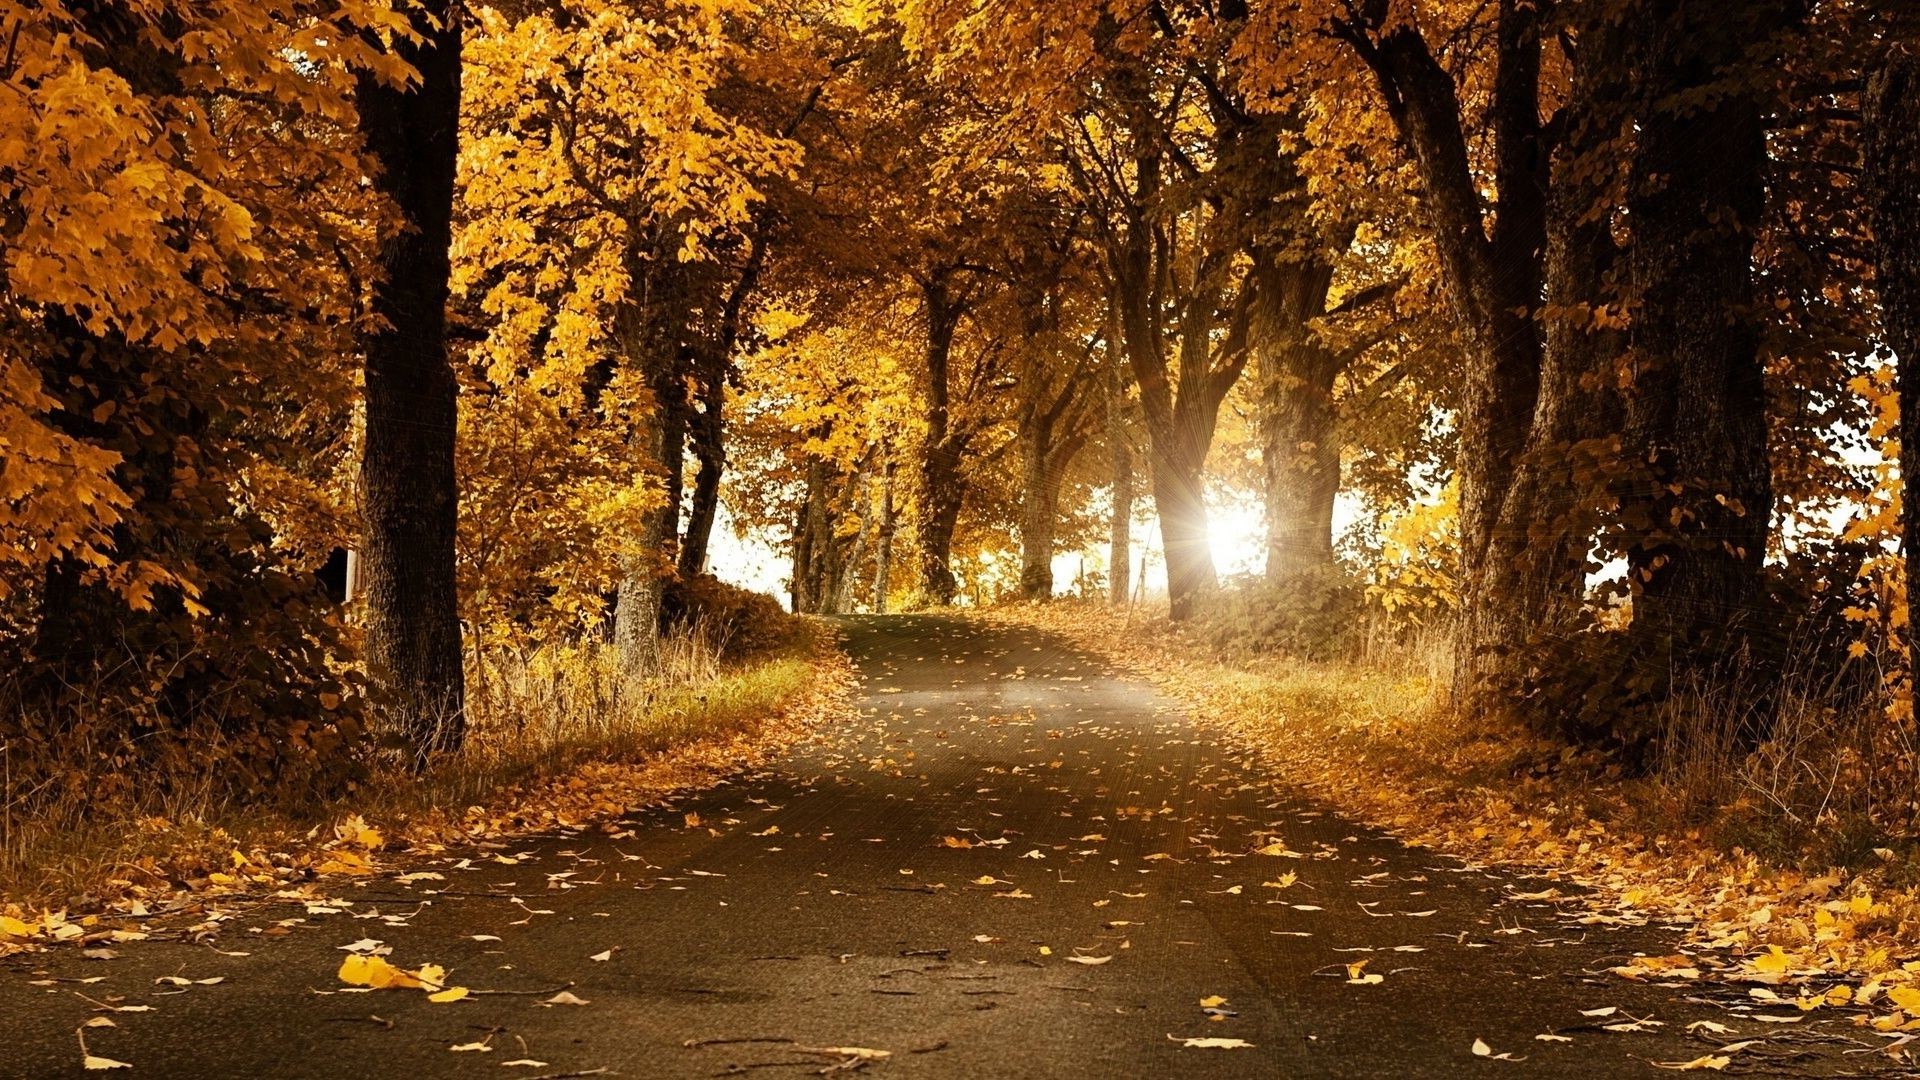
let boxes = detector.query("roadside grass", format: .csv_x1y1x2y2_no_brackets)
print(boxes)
992,599,1920,999
0,620,846,914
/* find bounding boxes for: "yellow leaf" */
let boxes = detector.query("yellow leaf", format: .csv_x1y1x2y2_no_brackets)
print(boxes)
1175,1037,1254,1049
428,986,469,1003
1887,985,1920,1012
1652,1056,1730,1071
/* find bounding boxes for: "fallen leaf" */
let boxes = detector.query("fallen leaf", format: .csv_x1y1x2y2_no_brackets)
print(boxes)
1651,1056,1730,1072
1173,1036,1254,1049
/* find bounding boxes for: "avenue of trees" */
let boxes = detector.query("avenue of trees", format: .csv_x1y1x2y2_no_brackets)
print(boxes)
2,0,1918,798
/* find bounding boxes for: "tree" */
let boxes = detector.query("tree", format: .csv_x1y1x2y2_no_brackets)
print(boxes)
357,0,468,757
1864,32,1920,657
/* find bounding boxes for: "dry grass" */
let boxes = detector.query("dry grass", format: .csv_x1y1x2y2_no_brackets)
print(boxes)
0,620,837,910
1027,599,1917,872
992,598,1920,990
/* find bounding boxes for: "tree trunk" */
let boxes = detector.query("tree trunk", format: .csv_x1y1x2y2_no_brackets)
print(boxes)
355,0,466,757
1471,16,1630,728
1110,458,1133,605
1865,49,1920,660
1618,1,1780,722
916,277,967,605
1151,436,1215,622
792,456,846,614
917,472,964,605
1343,0,1548,693
612,396,674,674
833,473,877,613
612,276,690,673
679,373,724,578
874,461,897,614
1105,343,1128,599
1019,433,1060,601
1253,257,1340,579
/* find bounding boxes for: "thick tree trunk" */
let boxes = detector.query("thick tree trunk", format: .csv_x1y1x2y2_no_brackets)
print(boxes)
1618,2,1780,721
1471,18,1630,726
612,397,675,674
916,471,964,605
1865,50,1920,656
916,278,967,605
1344,0,1548,694
1151,438,1215,622
1018,436,1060,601
1253,257,1340,579
612,283,689,674
791,456,849,615
355,0,466,756
790,458,825,614
833,474,877,614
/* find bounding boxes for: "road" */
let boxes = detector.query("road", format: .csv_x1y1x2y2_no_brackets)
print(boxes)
4,614,1888,1077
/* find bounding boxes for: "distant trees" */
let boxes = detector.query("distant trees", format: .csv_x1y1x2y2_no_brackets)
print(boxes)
4,0,1920,794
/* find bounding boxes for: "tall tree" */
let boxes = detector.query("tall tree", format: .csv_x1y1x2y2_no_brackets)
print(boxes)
356,0,467,757
1864,37,1920,643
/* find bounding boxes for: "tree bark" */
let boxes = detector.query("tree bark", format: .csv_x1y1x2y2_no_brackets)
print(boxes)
612,258,690,674
874,460,897,613
1472,13,1630,723
833,472,877,614
1865,47,1920,662
1107,358,1133,607
355,0,466,757
1252,255,1341,579
679,378,723,579
1618,1,1782,716
679,233,764,579
915,276,968,605
1152,437,1214,622
1338,0,1548,692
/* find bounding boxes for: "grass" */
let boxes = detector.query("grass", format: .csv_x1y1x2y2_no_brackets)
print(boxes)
993,597,1920,988
0,619,842,912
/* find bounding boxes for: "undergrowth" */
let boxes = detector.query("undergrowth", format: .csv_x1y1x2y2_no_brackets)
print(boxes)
993,598,1920,991
0,616,831,910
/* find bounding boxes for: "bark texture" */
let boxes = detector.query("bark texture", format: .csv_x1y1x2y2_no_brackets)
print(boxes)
1865,49,1920,657
1107,358,1134,606
1618,0,1782,716
1252,255,1340,580
915,276,969,605
355,0,466,755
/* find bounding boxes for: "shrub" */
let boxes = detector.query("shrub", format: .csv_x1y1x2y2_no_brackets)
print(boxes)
1193,566,1368,663
661,573,796,661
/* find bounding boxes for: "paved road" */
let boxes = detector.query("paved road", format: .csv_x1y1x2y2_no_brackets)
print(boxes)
5,615,1891,1077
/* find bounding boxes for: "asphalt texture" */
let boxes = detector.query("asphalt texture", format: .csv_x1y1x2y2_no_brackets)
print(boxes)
4,613,1902,1078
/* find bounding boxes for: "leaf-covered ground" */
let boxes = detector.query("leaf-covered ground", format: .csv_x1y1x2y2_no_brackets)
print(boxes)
2,616,1897,1076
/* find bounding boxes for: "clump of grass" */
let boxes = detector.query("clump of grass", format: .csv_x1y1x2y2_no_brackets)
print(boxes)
0,619,830,909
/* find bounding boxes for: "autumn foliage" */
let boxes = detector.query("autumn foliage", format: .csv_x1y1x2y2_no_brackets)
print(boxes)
0,0,1919,926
